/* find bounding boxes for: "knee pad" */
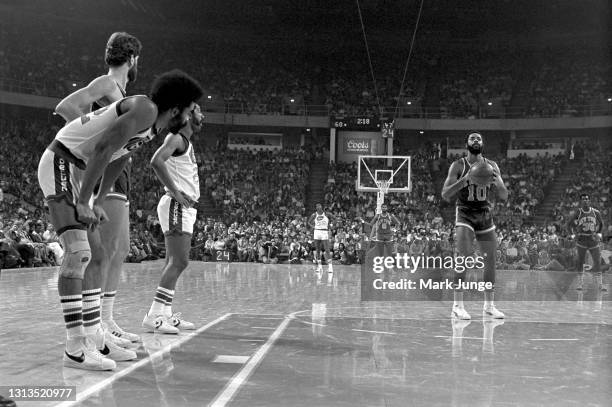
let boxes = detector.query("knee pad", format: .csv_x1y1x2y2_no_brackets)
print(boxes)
59,229,91,279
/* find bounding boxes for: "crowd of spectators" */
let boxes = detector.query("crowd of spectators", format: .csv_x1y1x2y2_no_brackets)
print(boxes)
0,118,609,271
2,18,611,119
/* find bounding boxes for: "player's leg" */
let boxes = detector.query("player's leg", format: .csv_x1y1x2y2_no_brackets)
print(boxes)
38,151,115,370
452,225,474,320
324,239,333,273
100,198,141,342
84,227,136,361
576,244,588,290
589,245,606,291
476,229,504,318
143,196,193,333
157,232,195,329
314,237,323,272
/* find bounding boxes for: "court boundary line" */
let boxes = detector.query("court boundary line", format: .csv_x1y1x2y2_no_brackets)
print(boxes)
55,313,232,407
209,309,306,407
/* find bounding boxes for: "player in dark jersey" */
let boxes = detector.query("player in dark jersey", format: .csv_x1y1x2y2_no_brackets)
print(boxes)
566,193,606,290
363,203,401,257
441,132,508,320
55,32,143,347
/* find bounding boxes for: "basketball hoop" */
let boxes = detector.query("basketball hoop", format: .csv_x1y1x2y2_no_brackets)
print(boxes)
375,180,392,195
375,180,392,214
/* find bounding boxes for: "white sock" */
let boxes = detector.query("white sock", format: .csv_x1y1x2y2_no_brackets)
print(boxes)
101,291,116,322
150,287,174,316
164,305,173,318
82,289,102,337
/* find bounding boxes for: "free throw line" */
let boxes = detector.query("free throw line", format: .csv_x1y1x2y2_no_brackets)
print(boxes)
209,310,304,407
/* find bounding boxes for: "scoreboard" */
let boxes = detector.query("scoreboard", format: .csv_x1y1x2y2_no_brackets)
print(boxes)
331,116,381,131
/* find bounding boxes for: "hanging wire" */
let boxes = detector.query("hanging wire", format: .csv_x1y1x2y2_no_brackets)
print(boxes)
356,0,383,116
393,0,425,119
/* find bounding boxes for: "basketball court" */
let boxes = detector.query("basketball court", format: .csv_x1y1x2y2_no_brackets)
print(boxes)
1,261,609,406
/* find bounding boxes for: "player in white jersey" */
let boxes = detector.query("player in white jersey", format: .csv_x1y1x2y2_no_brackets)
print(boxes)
37,70,203,370
54,32,143,349
308,203,337,273
143,104,203,334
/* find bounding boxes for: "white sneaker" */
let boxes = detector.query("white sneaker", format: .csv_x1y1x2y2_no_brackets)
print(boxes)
483,304,505,319
451,306,471,320
142,313,179,334
102,325,131,348
90,330,137,361
168,313,196,330
63,338,116,371
105,320,141,343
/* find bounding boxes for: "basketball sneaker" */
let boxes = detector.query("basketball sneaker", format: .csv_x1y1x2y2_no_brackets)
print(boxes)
63,337,116,371
102,324,132,348
142,313,179,334
483,304,505,319
90,328,137,361
451,305,471,320
168,313,196,330
105,320,141,343
0,395,16,407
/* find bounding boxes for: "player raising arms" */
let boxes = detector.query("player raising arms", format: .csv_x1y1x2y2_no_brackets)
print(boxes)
143,104,203,334
441,132,508,320
566,193,606,290
308,203,337,274
38,69,203,370
361,203,401,257
55,32,143,345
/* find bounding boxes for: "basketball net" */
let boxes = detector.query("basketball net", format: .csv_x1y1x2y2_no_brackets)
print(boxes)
375,180,391,214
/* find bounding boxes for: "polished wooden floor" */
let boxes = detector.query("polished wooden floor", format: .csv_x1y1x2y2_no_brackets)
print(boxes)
0,261,610,406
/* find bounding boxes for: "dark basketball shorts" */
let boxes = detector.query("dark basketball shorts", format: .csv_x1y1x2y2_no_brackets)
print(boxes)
576,234,600,250
455,206,495,235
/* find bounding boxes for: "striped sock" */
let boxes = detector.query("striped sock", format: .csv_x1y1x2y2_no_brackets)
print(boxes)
101,291,116,322
82,288,102,336
149,287,174,317
60,294,83,339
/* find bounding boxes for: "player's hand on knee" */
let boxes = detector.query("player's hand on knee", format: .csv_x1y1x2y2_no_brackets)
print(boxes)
76,202,97,226
93,205,109,224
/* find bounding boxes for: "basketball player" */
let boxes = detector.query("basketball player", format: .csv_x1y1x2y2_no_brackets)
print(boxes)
38,70,203,370
55,32,142,344
308,203,337,273
566,193,606,290
363,203,401,256
142,104,203,334
441,132,507,319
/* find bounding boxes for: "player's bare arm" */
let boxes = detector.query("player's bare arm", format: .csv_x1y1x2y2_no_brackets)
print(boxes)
307,214,316,229
490,161,508,201
151,132,194,208
55,75,117,122
565,210,578,235
441,161,469,201
77,96,157,225
94,154,131,205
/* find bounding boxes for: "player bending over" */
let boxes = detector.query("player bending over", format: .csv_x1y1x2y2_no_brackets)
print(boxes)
38,69,203,370
55,32,143,345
